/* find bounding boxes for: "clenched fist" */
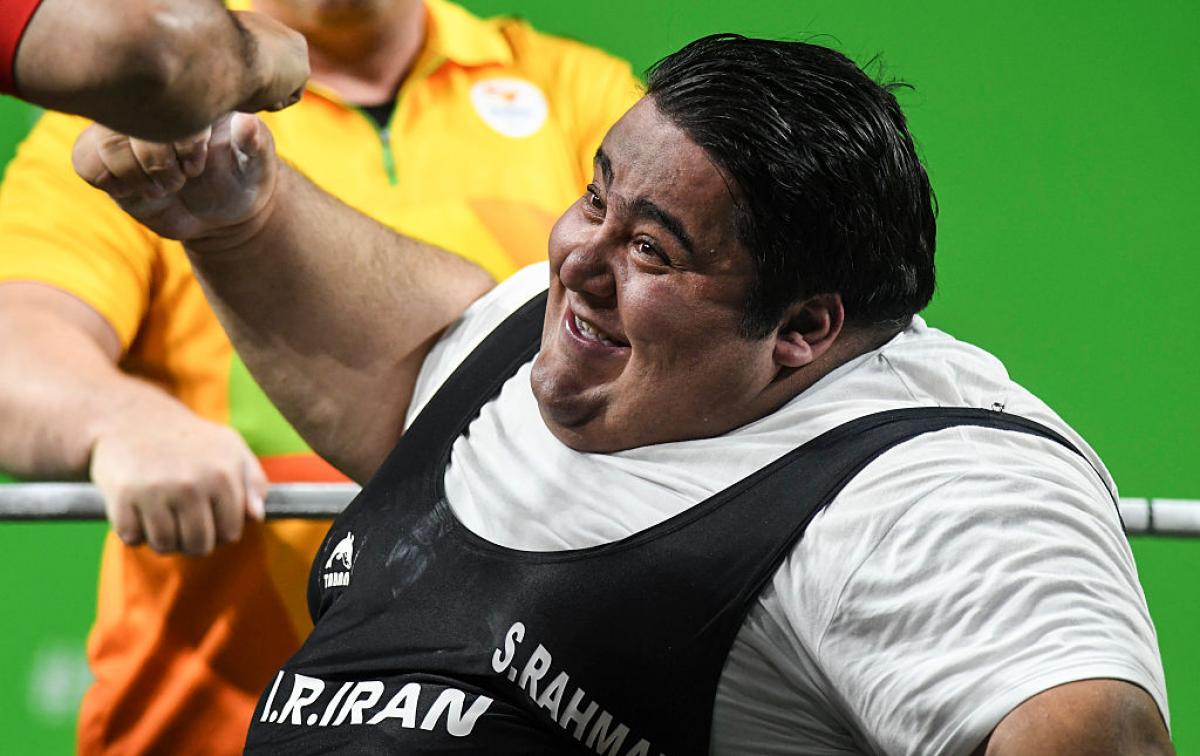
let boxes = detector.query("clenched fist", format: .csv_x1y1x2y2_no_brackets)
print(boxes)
72,113,280,246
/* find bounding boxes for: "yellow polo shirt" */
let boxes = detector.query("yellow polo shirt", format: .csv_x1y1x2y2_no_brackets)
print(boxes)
0,1,640,752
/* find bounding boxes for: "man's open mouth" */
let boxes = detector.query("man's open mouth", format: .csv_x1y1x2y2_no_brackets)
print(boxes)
571,312,628,347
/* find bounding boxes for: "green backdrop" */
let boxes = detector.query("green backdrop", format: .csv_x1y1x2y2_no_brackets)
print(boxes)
1,0,1196,752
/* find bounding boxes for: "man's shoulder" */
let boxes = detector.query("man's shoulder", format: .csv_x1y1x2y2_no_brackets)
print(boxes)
405,263,548,426
427,0,631,75
481,11,639,96
489,14,626,65
464,262,550,330
0,109,151,239
867,317,1114,490
3,109,92,166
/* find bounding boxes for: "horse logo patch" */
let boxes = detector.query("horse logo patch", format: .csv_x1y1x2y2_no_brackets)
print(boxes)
323,532,354,588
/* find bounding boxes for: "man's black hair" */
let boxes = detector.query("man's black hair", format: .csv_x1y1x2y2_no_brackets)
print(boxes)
646,34,937,337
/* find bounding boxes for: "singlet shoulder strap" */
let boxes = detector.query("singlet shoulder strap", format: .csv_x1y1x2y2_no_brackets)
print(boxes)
364,290,548,489
802,406,1114,506
409,290,546,443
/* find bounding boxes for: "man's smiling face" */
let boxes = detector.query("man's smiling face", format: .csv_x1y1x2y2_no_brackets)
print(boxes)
531,97,794,453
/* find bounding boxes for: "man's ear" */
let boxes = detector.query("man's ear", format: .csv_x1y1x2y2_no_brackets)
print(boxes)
773,293,845,368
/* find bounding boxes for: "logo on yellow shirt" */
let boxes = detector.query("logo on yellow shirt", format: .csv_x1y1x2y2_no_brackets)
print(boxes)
470,79,548,138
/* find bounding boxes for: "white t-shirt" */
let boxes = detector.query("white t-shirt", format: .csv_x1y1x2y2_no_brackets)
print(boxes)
406,263,1168,756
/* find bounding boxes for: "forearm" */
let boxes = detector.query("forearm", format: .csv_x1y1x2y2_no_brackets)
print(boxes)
69,115,493,482
186,165,495,482
0,283,268,552
0,292,191,477
15,0,287,140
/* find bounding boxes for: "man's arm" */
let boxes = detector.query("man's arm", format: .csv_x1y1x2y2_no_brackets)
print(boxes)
72,114,496,483
973,679,1173,755
0,282,267,555
12,0,308,141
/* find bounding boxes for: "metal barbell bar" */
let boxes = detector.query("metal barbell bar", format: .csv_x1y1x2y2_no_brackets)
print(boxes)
0,482,360,520
0,484,1198,536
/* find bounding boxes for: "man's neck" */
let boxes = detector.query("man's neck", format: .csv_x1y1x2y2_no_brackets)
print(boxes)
256,1,427,105
776,322,906,406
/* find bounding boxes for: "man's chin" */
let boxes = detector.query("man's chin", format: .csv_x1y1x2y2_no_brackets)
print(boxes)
531,386,592,439
531,356,646,452
537,412,631,455
530,382,614,453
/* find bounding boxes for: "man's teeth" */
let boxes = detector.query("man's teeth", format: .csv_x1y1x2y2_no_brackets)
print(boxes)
574,314,619,346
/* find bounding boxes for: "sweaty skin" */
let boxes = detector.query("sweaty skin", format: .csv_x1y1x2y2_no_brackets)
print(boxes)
70,113,495,484
532,98,850,453
71,98,1174,756
0,0,436,558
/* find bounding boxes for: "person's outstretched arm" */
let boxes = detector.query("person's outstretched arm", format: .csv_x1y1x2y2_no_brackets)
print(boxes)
73,114,496,483
7,0,308,141
0,282,268,555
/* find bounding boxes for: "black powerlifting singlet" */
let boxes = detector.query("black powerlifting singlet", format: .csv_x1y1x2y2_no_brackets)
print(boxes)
244,292,1094,755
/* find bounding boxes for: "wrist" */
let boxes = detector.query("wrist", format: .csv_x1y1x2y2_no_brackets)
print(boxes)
82,376,181,470
185,151,287,261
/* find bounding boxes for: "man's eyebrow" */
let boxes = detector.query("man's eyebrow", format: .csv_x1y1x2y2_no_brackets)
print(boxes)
594,146,697,259
630,197,697,259
594,148,613,185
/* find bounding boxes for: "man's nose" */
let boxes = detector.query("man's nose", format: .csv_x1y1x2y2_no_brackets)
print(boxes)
559,239,617,301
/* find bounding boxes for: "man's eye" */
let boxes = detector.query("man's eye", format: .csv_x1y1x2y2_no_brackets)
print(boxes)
584,184,604,211
635,239,667,263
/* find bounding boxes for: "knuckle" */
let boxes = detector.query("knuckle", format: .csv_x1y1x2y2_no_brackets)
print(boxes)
95,175,131,197
128,482,161,503
147,534,176,554
98,130,130,152
115,523,143,545
173,138,202,156
182,538,213,557
215,525,242,546
140,476,176,500
170,479,203,502
105,499,135,531
217,505,245,532
100,483,131,509
199,466,236,496
140,157,175,175
139,480,194,509
132,141,171,163
216,471,241,498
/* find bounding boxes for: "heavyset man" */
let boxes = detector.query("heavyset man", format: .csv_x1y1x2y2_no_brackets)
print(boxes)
73,34,1173,754
0,0,637,751
0,0,308,139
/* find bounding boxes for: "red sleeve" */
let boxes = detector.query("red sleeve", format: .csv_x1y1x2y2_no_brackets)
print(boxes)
0,0,45,94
